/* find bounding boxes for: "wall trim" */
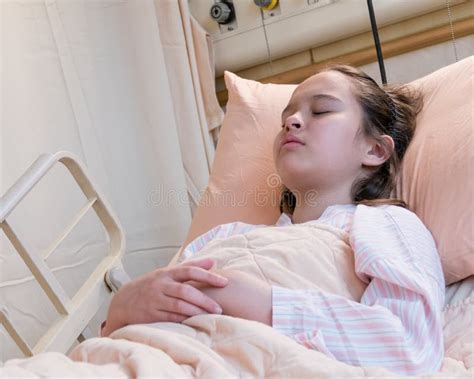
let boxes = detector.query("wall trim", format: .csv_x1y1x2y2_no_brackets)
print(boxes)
217,16,473,106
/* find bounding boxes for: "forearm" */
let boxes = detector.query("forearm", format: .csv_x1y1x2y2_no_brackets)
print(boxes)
187,269,272,326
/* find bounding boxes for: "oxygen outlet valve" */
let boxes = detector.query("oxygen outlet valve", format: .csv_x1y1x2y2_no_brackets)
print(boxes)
210,1,235,25
254,0,278,11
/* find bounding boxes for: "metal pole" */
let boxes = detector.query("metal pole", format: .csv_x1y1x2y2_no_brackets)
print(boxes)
367,0,387,84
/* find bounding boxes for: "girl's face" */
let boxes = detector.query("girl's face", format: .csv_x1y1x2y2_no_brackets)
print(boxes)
273,70,370,193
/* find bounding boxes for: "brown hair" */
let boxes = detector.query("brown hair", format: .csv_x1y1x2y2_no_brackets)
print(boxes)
280,64,423,215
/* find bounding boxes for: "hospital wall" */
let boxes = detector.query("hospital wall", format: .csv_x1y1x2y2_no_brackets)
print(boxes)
198,1,473,100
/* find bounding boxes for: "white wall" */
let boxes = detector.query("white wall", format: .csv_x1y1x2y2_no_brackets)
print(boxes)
360,35,473,85
190,0,460,75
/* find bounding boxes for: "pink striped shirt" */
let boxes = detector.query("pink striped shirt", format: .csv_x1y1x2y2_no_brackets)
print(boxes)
180,204,445,375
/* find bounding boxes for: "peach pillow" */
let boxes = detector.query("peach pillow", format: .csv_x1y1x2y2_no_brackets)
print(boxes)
394,56,473,285
176,58,473,285
182,73,296,248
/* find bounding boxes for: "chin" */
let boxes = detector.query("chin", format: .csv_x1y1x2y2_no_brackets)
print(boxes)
277,167,308,192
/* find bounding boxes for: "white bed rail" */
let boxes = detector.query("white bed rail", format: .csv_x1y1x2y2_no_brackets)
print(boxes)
0,151,125,357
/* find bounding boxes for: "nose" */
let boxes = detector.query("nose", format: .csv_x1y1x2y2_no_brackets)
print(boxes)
284,114,303,132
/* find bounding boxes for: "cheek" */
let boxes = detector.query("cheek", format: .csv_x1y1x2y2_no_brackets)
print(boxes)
272,133,282,161
319,119,359,151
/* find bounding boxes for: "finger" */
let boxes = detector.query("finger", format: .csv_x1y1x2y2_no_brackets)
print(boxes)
171,265,228,287
163,294,213,317
180,257,215,270
164,282,223,315
154,310,189,323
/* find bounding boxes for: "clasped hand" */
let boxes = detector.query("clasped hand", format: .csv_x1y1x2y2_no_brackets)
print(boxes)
102,258,228,336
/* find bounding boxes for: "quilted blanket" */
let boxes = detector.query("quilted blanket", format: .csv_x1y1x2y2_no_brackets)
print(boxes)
2,223,473,378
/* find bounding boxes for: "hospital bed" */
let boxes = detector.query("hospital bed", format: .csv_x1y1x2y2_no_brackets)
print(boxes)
1,58,473,377
1,149,473,361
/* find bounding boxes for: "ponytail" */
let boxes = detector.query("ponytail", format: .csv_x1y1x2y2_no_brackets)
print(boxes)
351,82,423,208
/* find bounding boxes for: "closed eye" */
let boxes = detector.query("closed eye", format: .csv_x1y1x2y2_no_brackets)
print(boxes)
312,111,330,116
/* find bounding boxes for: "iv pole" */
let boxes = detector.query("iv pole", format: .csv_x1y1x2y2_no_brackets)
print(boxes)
367,0,387,84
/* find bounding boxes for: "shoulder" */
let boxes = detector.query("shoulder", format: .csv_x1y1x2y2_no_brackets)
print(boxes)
351,204,439,263
353,204,431,235
351,203,438,260
351,204,445,293
379,204,426,225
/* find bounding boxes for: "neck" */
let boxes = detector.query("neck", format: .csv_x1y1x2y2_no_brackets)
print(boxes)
290,187,353,224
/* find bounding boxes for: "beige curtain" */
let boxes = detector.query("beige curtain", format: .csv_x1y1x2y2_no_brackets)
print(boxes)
156,0,224,214
0,0,222,361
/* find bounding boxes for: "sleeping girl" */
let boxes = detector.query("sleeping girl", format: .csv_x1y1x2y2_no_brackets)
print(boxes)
102,65,445,376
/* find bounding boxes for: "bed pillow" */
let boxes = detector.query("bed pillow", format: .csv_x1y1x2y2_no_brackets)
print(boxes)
180,73,296,252
394,56,473,285
174,58,473,286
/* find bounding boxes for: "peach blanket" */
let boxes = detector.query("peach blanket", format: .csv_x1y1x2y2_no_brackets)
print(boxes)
2,224,473,377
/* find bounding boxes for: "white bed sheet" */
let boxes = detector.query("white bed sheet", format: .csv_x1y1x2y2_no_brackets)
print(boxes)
445,275,474,308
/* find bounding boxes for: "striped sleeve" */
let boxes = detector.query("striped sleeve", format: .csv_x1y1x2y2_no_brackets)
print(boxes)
271,205,445,376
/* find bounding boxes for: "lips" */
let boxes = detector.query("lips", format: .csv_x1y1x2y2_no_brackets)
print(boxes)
281,134,304,148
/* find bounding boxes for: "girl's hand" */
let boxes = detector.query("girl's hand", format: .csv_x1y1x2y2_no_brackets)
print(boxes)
102,258,228,336
186,269,273,326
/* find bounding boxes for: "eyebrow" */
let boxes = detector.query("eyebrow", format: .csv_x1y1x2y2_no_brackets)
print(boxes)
312,94,342,102
281,94,342,117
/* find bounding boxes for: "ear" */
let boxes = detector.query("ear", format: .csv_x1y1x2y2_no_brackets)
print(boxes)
361,135,394,168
